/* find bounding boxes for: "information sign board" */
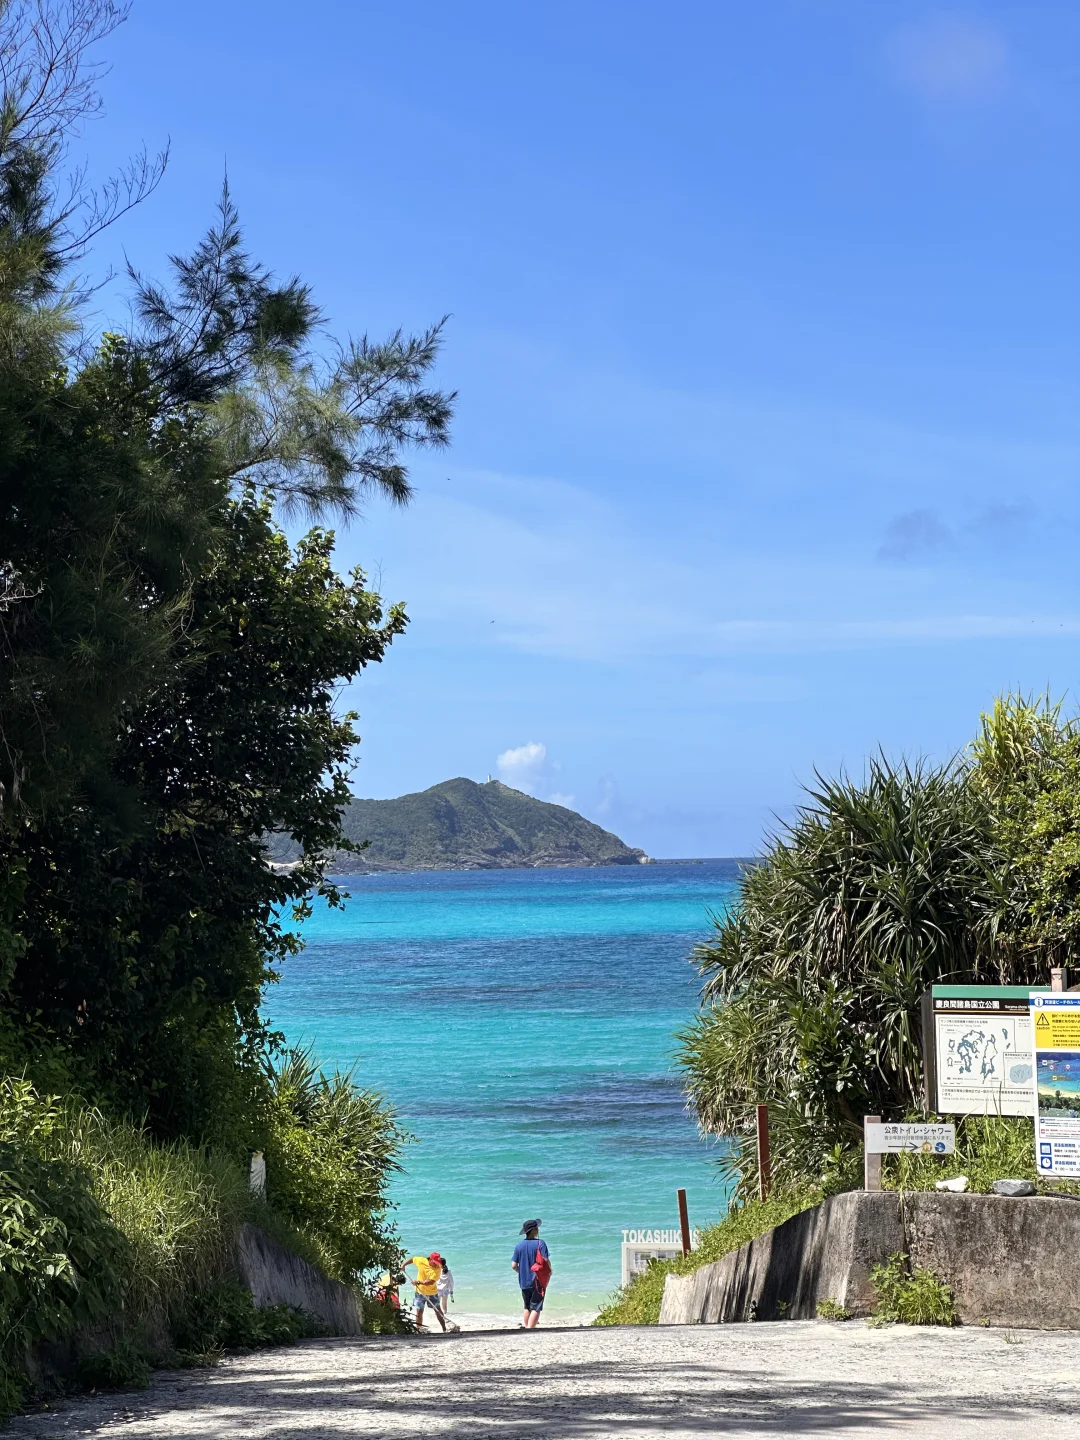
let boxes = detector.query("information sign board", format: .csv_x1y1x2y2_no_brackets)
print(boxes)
1031,994,1080,1178
864,1122,955,1155
930,985,1045,1116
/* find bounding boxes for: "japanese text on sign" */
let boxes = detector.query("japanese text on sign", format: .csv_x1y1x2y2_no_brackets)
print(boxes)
864,1122,955,1155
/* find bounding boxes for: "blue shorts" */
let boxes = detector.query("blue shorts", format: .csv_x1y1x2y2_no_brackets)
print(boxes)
520,1284,545,1313
414,1292,442,1312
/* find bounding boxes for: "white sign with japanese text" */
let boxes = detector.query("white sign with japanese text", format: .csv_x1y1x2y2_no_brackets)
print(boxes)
864,1122,955,1155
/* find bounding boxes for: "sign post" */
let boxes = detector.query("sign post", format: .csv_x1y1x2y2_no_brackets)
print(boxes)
863,1115,882,1191
1031,993,1080,1179
756,1104,771,1203
677,1188,691,1257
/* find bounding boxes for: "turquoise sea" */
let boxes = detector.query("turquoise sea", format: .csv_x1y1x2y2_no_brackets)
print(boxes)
266,860,743,1321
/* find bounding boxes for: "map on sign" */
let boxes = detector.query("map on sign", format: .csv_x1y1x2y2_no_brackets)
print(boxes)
933,991,1036,1116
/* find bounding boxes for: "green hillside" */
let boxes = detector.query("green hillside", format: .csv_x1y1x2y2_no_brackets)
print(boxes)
300,778,649,871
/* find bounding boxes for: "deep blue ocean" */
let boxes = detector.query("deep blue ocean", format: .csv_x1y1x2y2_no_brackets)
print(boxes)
265,861,742,1321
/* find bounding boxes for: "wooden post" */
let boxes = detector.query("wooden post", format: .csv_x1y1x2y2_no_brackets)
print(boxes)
1051,966,1069,993
920,989,936,1116
677,1188,691,1256
756,1103,771,1202
864,1115,881,1192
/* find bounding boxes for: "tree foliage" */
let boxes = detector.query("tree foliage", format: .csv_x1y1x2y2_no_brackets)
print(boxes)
0,3,452,825
0,0,448,1339
262,1049,407,1280
680,699,1080,1198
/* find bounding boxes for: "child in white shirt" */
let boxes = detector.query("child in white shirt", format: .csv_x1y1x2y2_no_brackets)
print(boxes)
436,1259,458,1331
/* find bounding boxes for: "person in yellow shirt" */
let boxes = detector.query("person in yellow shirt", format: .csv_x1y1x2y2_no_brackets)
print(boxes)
403,1251,447,1332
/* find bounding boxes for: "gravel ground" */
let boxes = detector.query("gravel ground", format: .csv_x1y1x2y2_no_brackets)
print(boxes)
7,1321,1080,1439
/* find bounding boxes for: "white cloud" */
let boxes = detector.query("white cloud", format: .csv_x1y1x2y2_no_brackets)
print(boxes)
496,741,547,792
886,13,1007,103
547,792,576,809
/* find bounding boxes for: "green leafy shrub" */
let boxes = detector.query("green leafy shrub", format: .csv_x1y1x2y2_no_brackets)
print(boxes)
884,1115,1038,1195
870,1253,957,1326
679,756,1004,1200
0,1079,283,1414
169,1278,324,1362
76,1341,151,1393
362,1295,411,1335
262,1049,407,1280
594,1187,820,1326
816,1299,852,1321
0,1081,131,1410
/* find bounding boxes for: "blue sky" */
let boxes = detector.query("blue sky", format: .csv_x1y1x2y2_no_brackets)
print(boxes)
87,2,1080,855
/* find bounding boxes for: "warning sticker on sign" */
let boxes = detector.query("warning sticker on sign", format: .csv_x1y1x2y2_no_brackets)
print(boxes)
1031,995,1080,1177
1034,1009,1080,1049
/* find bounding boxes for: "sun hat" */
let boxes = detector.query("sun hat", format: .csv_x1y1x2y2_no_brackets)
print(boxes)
519,1219,542,1234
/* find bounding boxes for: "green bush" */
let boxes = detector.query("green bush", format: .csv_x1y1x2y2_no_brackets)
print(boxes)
262,1049,407,1280
0,1077,357,1416
815,1299,852,1321
870,1253,957,1326
679,755,1003,1201
362,1295,411,1335
169,1278,324,1362
76,1341,152,1393
593,1187,820,1326
0,1080,132,1409
883,1115,1040,1195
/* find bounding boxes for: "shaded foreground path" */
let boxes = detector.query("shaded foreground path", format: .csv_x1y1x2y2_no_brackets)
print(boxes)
8,1322,1080,1439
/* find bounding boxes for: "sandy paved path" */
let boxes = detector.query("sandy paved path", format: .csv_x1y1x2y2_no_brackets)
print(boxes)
7,1321,1080,1439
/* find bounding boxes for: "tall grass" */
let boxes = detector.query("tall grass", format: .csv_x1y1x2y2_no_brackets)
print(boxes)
0,1078,316,1413
65,1113,252,1324
0,1078,252,1342
883,1115,1038,1195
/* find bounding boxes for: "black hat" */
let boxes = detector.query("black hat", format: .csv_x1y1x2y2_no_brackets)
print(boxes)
519,1218,541,1234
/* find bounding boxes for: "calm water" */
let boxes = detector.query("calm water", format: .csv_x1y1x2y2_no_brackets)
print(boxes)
266,861,742,1320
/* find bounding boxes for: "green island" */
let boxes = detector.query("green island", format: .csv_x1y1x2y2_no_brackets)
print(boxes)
269,777,649,871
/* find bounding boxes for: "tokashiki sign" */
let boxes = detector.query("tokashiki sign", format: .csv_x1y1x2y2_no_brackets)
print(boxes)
1031,993,1080,1178
619,1228,699,1288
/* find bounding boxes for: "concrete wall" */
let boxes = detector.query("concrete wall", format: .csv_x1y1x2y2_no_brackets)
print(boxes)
234,1224,365,1335
659,1192,1080,1329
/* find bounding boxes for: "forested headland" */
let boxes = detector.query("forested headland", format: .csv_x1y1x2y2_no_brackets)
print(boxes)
0,1,453,1408
268,777,650,871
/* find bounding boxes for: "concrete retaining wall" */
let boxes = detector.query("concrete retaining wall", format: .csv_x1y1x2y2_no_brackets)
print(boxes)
234,1224,365,1335
659,1192,1080,1329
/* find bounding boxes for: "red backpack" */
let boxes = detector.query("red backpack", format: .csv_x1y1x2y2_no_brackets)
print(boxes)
530,1239,552,1293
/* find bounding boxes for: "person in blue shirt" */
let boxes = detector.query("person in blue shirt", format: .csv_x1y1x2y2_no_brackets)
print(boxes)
511,1218,550,1329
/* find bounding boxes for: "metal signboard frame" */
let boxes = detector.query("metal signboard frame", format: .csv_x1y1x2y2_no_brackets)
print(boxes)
922,984,1048,1117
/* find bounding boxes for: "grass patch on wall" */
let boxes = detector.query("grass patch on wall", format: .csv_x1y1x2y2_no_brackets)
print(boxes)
593,1186,822,1327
